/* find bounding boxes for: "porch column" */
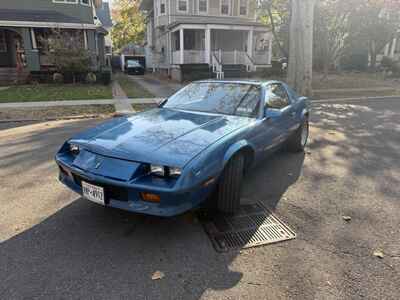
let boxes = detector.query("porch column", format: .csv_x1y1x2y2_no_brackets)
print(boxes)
179,28,184,64
390,37,397,58
247,28,253,57
30,28,37,49
268,38,272,64
83,30,88,50
205,28,211,64
384,43,390,56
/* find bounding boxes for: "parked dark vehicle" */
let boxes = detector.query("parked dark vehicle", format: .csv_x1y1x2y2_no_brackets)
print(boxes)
125,60,145,75
55,80,310,217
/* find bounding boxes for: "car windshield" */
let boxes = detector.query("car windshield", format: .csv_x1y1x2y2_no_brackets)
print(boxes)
163,82,261,118
127,60,141,67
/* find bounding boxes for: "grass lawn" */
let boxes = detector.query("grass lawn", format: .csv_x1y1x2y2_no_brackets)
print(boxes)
0,105,115,120
0,84,112,103
312,72,397,90
114,73,154,98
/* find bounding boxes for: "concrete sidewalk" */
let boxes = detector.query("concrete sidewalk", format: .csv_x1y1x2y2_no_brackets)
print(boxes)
0,97,161,109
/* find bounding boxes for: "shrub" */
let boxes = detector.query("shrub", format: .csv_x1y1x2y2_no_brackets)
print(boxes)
97,68,112,85
41,30,92,83
380,56,400,77
85,72,97,84
340,52,369,71
53,72,64,84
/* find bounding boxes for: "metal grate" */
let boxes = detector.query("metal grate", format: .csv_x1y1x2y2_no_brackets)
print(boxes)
200,202,296,252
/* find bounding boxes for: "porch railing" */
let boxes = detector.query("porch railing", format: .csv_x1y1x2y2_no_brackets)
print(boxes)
243,53,256,72
172,50,207,64
211,53,224,79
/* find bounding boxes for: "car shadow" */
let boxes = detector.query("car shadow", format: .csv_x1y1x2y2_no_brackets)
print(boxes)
242,150,305,209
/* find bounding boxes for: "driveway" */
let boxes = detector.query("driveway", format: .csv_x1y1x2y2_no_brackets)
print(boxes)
127,75,182,98
0,98,399,299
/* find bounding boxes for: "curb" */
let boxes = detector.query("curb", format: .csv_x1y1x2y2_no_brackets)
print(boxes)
0,114,106,123
312,95,400,103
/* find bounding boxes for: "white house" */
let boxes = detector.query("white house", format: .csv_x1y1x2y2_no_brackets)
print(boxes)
139,0,273,81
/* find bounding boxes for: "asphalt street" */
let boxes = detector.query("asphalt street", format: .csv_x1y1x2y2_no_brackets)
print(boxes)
0,97,399,299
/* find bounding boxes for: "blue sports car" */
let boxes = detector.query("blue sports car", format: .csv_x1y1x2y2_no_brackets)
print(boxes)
55,80,310,216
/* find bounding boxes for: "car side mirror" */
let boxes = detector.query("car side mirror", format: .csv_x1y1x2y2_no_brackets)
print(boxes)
298,96,309,103
264,107,282,120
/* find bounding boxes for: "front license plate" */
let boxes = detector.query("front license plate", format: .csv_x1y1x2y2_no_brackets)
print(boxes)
82,181,105,205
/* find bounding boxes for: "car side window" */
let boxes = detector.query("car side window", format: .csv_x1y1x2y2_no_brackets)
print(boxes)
265,83,290,109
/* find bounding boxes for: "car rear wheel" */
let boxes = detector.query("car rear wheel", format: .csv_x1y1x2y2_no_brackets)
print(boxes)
287,118,309,152
217,154,244,214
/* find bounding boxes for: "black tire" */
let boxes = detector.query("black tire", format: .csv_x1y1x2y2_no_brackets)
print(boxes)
217,154,244,214
287,118,309,152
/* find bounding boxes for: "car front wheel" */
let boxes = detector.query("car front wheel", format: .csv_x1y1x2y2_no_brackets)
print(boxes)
217,154,244,214
287,118,309,152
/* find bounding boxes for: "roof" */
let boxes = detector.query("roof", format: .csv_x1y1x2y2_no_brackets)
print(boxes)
167,20,269,30
96,2,113,28
0,9,85,24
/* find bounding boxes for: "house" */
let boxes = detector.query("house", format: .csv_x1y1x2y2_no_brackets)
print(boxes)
0,0,108,84
95,1,113,66
382,31,400,61
139,0,273,81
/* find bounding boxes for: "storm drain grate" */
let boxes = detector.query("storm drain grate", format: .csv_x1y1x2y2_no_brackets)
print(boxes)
200,202,296,252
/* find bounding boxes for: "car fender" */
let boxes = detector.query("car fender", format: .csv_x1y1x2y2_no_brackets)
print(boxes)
223,140,254,167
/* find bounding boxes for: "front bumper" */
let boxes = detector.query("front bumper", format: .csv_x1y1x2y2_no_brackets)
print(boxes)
56,160,213,217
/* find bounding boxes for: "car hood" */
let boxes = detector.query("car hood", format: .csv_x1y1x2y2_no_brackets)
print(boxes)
72,108,252,167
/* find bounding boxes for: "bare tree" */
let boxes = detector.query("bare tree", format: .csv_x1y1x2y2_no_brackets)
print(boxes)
287,0,316,96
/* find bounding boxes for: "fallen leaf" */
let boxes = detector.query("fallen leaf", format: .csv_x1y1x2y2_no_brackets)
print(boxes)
342,216,352,222
151,271,165,280
373,250,384,259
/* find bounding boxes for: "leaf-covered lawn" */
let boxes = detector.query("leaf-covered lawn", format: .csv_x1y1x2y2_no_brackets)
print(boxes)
114,73,154,98
0,84,113,103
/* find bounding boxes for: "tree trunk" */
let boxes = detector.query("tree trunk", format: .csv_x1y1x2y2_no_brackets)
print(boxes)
287,0,316,97
369,41,377,70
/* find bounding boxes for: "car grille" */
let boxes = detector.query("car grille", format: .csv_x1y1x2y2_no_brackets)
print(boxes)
72,173,129,202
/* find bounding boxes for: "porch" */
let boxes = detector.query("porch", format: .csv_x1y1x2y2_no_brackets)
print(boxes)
170,26,272,72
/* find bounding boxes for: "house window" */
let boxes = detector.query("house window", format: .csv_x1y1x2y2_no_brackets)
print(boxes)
0,31,7,53
160,0,166,15
81,0,91,6
220,0,230,15
177,0,188,12
239,0,247,16
199,0,207,14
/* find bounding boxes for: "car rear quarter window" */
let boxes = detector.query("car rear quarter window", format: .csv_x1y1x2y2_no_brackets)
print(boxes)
265,83,290,109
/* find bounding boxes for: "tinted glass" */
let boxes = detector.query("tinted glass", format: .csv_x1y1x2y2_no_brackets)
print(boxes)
265,83,290,109
164,82,261,118
127,60,141,67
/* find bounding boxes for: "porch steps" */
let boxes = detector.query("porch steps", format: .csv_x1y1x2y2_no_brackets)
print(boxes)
221,64,247,78
0,68,30,85
181,64,212,81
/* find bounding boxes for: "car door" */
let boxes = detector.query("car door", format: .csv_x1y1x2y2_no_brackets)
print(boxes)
260,83,296,151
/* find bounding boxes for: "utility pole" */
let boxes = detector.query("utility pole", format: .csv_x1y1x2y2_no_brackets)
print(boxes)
287,0,316,97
